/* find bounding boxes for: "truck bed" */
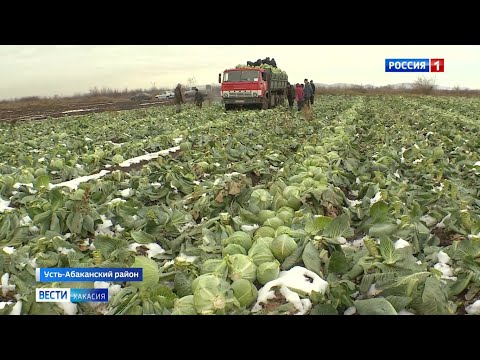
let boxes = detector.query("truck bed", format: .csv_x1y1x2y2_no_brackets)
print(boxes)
268,71,288,91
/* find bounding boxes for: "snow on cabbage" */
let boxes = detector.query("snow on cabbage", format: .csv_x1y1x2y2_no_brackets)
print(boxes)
1,95,480,315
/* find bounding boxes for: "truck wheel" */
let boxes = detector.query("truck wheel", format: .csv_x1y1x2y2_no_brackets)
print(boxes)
261,97,268,110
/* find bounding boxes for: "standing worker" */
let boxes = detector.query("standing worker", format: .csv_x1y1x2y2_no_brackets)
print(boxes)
303,79,312,109
310,80,316,105
174,83,185,113
296,83,304,111
194,88,204,108
286,82,295,110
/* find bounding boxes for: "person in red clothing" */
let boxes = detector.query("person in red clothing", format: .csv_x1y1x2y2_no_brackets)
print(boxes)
296,83,304,111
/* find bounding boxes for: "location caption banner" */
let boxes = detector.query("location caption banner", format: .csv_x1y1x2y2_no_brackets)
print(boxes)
36,268,143,282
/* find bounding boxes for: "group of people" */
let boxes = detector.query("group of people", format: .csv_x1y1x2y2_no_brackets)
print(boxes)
173,83,204,113
174,77,314,114
246,57,277,68
286,79,316,111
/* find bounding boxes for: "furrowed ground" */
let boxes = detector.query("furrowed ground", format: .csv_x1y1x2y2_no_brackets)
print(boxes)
1,94,480,315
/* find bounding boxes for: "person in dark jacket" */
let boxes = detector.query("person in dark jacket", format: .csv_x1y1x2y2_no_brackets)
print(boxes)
296,83,304,111
174,83,185,113
310,80,316,105
286,82,295,109
194,89,204,108
303,79,312,109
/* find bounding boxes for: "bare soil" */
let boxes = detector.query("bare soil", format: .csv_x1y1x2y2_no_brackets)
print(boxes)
0,96,210,123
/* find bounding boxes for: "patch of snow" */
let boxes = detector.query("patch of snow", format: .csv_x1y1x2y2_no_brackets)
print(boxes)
176,253,197,263
337,236,347,244
1,273,16,296
279,286,312,315
48,170,110,191
437,251,451,264
367,283,381,297
0,300,22,315
19,215,32,226
146,243,165,258
0,302,12,310
94,215,114,236
241,224,259,232
106,141,124,146
434,263,455,279
178,221,196,234
128,243,142,252
118,146,180,167
349,236,365,249
62,108,97,114
107,198,126,205
436,213,450,229
163,260,175,269
94,281,110,289
119,188,133,198
394,239,410,249
109,284,122,297
13,182,34,190
347,199,362,207
466,300,480,315
2,246,16,255
420,215,436,227
370,192,382,206
252,266,328,314
344,306,356,315
56,302,78,315
58,247,75,255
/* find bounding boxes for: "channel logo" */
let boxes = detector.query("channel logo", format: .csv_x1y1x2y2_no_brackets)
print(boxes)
36,288,109,303
385,58,444,72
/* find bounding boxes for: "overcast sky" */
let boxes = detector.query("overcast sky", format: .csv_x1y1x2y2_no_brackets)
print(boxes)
0,45,479,99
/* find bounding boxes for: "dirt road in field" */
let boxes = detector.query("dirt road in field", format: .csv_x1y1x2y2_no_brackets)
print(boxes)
0,96,219,123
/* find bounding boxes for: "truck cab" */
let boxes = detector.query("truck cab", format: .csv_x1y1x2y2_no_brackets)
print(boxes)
219,67,287,110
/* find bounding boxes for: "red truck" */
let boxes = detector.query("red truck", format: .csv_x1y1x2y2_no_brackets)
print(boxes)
218,66,288,110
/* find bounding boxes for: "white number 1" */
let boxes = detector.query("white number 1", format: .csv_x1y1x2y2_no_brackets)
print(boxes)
433,60,440,71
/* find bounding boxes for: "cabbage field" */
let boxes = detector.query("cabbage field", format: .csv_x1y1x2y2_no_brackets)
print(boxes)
1,94,480,315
